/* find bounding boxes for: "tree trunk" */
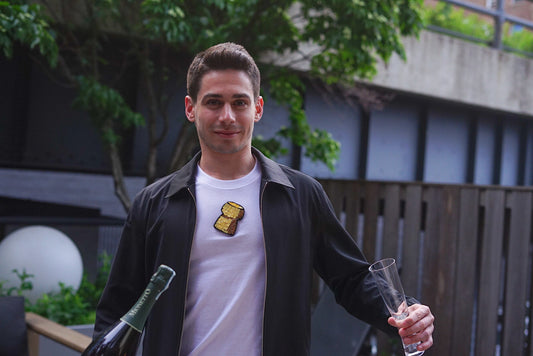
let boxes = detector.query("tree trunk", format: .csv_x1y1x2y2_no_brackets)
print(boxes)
146,142,158,186
107,140,131,213
168,121,199,173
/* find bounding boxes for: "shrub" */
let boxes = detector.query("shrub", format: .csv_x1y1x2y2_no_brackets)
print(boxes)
423,2,493,42
504,24,533,53
423,2,533,56
0,252,111,325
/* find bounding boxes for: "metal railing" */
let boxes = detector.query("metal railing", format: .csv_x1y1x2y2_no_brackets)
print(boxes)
429,0,533,57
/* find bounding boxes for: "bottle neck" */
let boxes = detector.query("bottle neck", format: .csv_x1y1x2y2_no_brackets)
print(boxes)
120,282,162,332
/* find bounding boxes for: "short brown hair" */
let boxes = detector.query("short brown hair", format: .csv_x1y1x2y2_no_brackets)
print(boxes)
186,42,260,102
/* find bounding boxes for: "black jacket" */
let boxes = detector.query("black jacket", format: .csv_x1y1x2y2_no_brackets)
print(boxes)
94,148,397,355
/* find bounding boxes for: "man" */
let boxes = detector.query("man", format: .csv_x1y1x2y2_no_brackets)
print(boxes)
94,42,434,355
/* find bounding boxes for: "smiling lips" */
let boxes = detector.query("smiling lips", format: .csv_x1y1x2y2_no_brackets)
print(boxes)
214,127,240,137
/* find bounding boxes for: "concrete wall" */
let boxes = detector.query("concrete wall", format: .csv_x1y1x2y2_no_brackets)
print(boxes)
2,29,533,218
366,30,533,117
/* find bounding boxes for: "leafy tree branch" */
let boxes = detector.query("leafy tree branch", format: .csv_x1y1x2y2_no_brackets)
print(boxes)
2,0,424,213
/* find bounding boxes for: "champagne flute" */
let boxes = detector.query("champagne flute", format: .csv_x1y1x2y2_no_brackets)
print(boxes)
369,258,424,356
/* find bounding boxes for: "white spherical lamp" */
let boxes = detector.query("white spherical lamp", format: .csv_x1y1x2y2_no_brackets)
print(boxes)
0,225,84,303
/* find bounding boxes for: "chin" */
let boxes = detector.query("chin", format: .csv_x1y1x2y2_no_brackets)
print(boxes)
207,143,248,155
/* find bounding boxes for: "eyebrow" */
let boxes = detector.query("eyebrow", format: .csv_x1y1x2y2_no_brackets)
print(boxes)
201,93,252,101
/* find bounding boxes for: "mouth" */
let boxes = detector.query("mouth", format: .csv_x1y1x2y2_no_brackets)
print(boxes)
214,129,239,138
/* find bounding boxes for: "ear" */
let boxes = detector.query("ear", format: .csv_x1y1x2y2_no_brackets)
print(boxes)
254,96,264,123
185,96,195,122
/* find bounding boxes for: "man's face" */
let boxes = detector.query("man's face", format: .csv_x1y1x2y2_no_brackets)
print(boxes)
185,69,263,157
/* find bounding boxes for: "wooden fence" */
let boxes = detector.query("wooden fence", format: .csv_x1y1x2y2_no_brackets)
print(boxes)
318,179,533,356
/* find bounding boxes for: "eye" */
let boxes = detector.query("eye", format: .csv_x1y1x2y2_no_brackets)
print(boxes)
233,100,248,108
205,99,221,108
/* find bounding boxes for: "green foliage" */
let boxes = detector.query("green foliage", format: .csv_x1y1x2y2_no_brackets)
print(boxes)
300,0,424,82
305,129,341,171
423,2,533,54
0,268,34,298
0,252,112,326
423,3,493,42
503,24,533,53
0,1,58,65
76,252,112,311
141,0,190,43
268,70,341,170
252,135,288,159
28,282,93,325
139,0,423,172
73,76,145,145
3,0,424,187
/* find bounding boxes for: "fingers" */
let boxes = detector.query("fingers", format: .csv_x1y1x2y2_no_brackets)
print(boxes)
402,322,434,351
387,304,429,328
388,304,435,351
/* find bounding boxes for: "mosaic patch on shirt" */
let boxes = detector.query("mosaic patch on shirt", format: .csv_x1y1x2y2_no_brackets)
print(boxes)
214,201,245,236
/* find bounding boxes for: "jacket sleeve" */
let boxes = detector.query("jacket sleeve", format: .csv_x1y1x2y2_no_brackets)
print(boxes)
93,191,149,339
311,182,401,336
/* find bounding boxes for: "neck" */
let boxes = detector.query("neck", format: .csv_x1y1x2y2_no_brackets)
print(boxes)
198,149,256,180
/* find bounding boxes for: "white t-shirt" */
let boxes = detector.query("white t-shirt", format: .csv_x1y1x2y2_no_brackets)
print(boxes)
179,162,265,356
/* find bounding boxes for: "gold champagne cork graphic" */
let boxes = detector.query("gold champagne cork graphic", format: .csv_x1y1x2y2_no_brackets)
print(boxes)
214,201,245,235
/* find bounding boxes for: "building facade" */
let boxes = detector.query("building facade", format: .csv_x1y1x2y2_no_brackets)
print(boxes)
1,27,532,278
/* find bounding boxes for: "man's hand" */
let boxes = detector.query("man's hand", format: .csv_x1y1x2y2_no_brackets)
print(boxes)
387,304,434,352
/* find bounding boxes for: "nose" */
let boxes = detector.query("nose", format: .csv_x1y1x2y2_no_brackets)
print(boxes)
219,103,236,123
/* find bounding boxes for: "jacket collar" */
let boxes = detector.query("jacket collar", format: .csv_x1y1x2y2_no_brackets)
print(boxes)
165,147,294,198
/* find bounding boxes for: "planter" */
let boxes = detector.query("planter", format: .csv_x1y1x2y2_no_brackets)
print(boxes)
37,324,93,356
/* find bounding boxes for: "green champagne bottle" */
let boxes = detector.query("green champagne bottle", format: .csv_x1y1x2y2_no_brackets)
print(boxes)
82,265,175,356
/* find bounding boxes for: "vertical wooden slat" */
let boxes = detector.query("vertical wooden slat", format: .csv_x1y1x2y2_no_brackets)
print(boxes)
402,184,423,298
420,186,442,353
421,186,440,304
502,191,532,355
382,184,400,261
343,181,361,242
530,252,533,356
451,188,479,356
319,179,330,198
476,189,505,356
438,187,460,356
321,180,344,217
363,182,380,261
321,180,361,241
421,186,460,356
27,329,39,356
376,185,402,356
318,180,533,356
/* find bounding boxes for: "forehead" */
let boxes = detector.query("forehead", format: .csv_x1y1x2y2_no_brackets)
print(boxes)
198,69,254,98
